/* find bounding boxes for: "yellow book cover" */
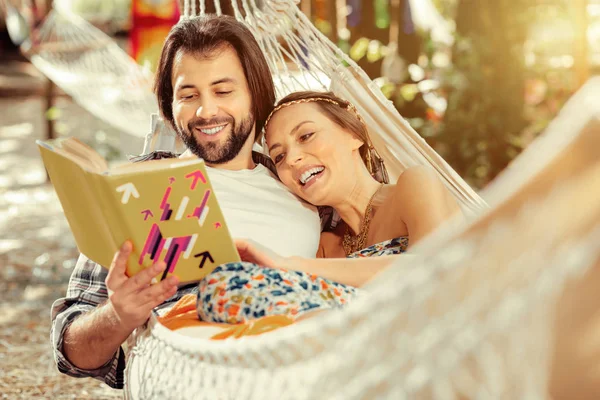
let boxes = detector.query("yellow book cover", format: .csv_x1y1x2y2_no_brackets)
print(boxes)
37,137,240,283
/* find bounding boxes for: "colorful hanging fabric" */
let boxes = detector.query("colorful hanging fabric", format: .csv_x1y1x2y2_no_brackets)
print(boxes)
403,0,415,34
374,0,389,29
347,0,362,28
132,0,179,23
314,0,328,20
130,0,180,71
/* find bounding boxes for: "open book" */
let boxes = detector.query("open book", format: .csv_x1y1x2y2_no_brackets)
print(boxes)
37,137,240,283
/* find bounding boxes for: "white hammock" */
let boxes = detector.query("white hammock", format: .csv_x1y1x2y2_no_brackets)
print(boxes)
26,0,485,214
24,6,158,156
25,2,600,397
124,76,600,399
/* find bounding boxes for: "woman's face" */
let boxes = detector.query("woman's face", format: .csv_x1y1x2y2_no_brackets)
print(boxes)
266,102,364,206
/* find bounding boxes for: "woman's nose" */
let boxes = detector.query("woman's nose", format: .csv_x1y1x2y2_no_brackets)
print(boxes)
286,149,304,166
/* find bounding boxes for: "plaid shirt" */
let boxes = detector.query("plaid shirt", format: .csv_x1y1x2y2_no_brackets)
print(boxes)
50,254,197,389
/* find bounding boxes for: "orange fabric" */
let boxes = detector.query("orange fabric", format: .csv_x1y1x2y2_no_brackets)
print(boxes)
157,294,221,331
210,315,295,340
157,294,295,339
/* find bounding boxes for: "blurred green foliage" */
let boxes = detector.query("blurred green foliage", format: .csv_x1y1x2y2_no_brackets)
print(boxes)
315,0,581,189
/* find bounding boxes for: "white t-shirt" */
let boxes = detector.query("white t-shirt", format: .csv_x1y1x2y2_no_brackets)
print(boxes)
204,164,321,258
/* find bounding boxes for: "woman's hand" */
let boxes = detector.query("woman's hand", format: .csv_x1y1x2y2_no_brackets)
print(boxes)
234,239,288,270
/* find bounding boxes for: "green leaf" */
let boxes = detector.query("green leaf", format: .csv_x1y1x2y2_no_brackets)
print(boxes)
399,84,419,102
45,107,61,121
374,0,390,29
366,40,384,63
349,38,370,62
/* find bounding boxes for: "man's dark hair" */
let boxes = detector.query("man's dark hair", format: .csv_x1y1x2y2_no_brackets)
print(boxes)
154,15,275,138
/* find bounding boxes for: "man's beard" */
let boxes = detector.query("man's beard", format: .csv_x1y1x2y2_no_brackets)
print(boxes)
177,113,254,164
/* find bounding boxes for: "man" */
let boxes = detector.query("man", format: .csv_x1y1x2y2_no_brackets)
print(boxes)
51,15,321,389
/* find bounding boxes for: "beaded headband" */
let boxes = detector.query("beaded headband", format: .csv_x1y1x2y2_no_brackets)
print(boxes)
263,97,365,133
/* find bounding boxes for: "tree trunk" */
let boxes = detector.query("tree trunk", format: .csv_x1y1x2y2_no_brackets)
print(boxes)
441,0,529,188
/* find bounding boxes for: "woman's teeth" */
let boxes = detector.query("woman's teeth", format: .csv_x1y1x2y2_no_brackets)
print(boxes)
300,167,325,185
199,125,226,135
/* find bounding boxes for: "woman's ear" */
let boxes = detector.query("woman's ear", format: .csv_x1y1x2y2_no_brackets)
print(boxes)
349,135,365,151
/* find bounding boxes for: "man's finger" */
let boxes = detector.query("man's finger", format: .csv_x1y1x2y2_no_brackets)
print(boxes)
139,276,179,306
106,241,133,291
111,241,132,271
122,261,166,293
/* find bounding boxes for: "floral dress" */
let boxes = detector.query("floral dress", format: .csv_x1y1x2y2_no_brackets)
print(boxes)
196,237,409,324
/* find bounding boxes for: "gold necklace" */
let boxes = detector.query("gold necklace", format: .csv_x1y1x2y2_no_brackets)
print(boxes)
342,183,383,256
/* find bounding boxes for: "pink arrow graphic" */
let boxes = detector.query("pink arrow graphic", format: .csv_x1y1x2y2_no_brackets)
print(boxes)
185,170,206,190
214,222,222,229
141,209,154,220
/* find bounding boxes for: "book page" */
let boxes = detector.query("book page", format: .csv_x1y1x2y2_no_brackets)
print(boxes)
109,156,201,176
38,137,109,173
37,145,117,266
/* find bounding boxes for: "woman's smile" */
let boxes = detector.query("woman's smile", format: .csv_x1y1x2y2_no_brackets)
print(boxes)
299,167,326,190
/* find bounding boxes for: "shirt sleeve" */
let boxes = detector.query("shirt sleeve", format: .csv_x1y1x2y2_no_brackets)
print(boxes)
50,253,126,389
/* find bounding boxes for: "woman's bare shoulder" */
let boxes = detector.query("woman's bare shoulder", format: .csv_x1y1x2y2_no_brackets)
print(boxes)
391,166,456,207
386,166,459,225
395,165,445,192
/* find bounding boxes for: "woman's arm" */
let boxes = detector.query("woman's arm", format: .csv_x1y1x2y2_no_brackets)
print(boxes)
235,239,415,287
286,254,416,287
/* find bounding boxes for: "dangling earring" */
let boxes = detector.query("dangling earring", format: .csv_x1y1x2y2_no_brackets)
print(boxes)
366,145,389,184
373,147,389,184
365,145,374,176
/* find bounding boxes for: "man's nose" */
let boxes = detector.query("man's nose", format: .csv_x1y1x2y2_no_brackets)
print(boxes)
196,98,218,119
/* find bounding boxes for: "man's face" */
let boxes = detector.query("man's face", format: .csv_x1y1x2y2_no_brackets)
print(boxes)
171,46,254,165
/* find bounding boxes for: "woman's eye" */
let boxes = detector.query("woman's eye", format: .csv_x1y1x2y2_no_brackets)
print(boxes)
299,132,314,142
216,91,232,95
181,94,194,100
274,153,285,164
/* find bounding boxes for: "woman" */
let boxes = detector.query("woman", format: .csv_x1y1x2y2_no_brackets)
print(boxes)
264,91,460,258
196,91,460,324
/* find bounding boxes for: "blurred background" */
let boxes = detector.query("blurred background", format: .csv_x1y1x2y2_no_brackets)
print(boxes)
0,0,598,398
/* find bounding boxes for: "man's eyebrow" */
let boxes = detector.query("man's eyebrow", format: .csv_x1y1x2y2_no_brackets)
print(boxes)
211,78,237,85
175,78,236,92
268,121,314,154
175,84,196,92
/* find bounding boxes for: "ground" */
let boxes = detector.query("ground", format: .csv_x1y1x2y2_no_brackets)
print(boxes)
0,60,123,399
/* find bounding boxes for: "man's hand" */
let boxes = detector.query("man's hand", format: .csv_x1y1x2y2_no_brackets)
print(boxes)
105,241,179,332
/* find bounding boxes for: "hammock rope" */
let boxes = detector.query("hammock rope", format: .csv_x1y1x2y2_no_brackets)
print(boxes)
123,28,600,398
126,168,600,398
26,7,157,155
22,2,600,398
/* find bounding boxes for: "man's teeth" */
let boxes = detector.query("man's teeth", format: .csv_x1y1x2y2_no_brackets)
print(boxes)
300,167,325,185
199,125,226,135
